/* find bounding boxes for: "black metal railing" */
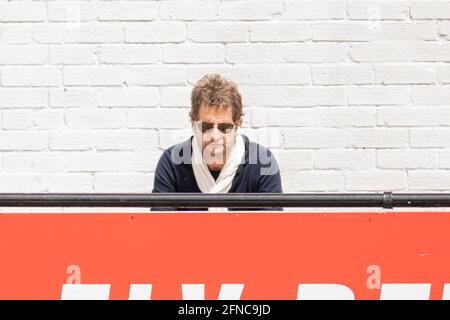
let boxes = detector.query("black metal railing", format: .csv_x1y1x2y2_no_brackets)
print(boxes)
1,192,450,208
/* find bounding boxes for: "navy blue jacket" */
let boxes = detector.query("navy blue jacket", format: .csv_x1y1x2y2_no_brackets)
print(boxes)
151,134,283,211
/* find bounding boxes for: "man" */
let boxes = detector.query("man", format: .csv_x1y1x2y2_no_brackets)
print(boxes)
151,74,283,211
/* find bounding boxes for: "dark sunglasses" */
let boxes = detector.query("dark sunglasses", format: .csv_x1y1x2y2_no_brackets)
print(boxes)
196,121,236,134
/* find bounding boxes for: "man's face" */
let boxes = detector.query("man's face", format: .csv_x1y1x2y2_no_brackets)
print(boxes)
192,102,242,171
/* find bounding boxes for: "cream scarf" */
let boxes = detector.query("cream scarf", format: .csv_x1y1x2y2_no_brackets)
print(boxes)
191,125,245,212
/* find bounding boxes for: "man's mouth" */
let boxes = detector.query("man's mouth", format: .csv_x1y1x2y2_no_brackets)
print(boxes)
208,144,224,148
205,144,225,158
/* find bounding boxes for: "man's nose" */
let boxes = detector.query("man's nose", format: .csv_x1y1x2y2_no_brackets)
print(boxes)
210,126,222,141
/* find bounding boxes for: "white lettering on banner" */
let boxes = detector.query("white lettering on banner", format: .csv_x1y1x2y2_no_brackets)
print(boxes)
182,284,244,300
380,284,431,300
129,284,153,300
60,283,448,300
218,284,245,300
442,284,450,300
61,284,111,300
297,284,355,300
182,284,204,300
61,283,244,300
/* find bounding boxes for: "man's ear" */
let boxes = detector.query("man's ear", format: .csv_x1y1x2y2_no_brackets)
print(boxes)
236,116,243,127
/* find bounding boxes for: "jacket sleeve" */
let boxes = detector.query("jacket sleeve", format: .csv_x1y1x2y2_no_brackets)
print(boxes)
151,150,177,211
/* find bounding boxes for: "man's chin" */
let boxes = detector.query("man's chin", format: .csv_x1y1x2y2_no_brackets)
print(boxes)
207,162,225,171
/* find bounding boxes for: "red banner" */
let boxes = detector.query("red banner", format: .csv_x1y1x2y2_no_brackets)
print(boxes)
1,212,450,300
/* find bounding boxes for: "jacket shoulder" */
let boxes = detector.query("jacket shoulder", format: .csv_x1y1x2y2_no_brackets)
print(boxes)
159,136,193,166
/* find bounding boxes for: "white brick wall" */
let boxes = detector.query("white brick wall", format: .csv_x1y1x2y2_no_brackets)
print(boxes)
1,0,450,203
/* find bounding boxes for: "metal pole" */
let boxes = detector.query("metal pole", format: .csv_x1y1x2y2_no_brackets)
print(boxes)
0,193,450,208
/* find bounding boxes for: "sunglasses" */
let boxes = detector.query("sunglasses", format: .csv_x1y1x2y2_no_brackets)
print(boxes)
195,121,236,134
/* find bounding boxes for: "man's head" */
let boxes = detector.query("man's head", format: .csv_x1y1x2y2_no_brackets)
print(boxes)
190,74,244,171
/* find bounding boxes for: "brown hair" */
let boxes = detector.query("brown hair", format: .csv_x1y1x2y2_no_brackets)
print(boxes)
190,74,244,123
